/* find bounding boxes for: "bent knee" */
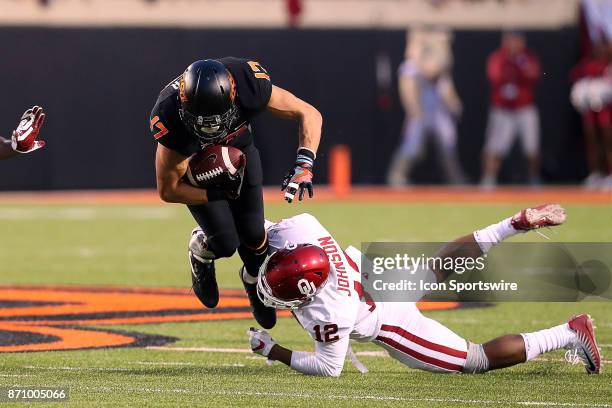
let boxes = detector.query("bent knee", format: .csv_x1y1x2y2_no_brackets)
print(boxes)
239,224,266,249
208,234,239,259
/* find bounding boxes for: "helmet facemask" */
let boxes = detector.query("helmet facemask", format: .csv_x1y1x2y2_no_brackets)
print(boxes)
180,104,237,145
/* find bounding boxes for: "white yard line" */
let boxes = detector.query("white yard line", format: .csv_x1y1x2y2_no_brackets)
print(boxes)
147,346,252,353
535,357,612,364
23,365,132,372
133,361,195,366
150,346,611,362
146,346,388,357
134,361,245,368
22,363,245,372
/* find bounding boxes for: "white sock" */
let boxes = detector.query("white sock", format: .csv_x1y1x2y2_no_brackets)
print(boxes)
473,217,520,253
241,267,257,285
520,324,577,361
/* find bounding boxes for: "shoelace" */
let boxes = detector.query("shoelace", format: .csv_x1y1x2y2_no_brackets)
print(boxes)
533,225,558,240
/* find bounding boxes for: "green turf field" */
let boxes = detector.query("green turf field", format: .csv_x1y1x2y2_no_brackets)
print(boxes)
0,201,611,407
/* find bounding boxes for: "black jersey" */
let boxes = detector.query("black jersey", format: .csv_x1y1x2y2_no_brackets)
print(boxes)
150,57,272,156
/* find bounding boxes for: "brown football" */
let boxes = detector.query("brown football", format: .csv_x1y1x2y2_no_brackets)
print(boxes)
184,145,246,189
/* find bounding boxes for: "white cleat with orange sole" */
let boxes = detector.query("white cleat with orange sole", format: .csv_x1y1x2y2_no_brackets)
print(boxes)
565,314,602,374
510,203,567,231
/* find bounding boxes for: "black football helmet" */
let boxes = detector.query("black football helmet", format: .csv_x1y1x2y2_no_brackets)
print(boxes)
178,59,237,144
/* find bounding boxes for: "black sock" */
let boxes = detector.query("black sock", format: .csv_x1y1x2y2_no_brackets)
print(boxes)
238,238,269,278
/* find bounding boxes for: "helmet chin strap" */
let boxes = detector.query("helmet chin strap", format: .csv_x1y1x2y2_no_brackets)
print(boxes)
347,343,369,374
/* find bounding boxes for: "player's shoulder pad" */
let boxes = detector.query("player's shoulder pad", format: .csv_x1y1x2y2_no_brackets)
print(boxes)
221,56,272,111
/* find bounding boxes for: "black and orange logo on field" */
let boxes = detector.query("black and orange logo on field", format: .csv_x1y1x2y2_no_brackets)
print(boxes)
0,286,462,353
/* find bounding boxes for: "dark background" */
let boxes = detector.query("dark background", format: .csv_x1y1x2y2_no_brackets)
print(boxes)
0,26,583,190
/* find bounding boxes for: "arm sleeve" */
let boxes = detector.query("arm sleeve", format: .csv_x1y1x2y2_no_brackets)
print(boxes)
290,335,350,377
150,105,192,158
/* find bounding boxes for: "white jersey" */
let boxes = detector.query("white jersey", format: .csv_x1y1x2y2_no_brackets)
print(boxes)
267,214,380,375
268,213,379,343
267,213,469,376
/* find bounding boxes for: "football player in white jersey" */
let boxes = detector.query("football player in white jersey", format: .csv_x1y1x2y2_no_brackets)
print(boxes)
191,204,602,376
0,106,46,160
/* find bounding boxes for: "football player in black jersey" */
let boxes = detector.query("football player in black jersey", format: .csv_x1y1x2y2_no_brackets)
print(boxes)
0,106,46,160
151,58,322,329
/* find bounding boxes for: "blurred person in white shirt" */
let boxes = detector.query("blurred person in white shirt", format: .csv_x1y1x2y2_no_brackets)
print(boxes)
387,28,466,187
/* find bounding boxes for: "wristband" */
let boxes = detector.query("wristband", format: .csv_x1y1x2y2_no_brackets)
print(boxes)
295,147,315,168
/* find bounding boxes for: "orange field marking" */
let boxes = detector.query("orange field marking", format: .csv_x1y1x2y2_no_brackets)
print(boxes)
0,285,463,353
0,186,608,205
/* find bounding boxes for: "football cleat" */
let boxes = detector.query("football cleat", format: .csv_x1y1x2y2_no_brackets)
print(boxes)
565,314,602,374
189,251,219,308
240,266,277,329
510,203,566,231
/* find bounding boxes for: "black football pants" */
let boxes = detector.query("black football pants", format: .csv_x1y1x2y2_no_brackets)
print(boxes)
187,143,267,277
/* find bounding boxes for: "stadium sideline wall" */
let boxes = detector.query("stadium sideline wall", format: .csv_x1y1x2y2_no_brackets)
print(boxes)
0,27,582,190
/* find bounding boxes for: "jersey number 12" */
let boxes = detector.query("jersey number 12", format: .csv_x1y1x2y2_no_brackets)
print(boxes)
313,324,339,343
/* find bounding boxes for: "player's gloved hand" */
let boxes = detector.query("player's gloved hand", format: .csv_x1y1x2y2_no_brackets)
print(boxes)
11,106,46,153
226,166,246,200
281,147,315,203
247,327,276,357
205,168,245,201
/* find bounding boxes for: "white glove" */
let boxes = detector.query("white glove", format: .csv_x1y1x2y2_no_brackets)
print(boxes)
247,327,276,357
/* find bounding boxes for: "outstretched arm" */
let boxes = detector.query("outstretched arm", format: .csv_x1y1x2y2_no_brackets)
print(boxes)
268,85,323,203
248,327,348,377
0,137,16,160
431,234,483,283
431,204,566,283
267,85,322,154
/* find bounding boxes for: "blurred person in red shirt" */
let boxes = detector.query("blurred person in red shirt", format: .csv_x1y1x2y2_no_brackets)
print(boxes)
480,30,541,188
570,40,612,190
